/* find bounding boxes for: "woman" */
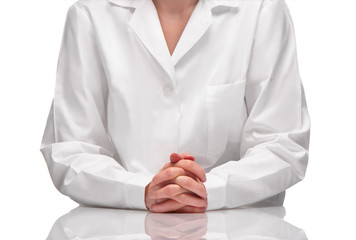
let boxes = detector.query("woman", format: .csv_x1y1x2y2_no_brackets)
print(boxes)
40,0,311,213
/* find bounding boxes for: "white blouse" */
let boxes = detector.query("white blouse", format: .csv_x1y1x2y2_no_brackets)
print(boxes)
40,0,311,210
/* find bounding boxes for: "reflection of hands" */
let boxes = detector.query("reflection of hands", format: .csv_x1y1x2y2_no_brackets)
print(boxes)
145,152,208,213
145,211,208,240
47,206,307,240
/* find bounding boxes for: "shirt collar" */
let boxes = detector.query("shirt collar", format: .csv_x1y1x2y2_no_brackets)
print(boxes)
107,0,241,10
105,0,241,85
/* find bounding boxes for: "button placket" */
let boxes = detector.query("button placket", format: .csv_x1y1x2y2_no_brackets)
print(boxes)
162,85,174,97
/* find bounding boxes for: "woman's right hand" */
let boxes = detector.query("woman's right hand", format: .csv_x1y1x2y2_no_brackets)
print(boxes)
145,152,208,213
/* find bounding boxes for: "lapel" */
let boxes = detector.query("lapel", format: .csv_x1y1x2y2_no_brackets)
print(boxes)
107,0,241,85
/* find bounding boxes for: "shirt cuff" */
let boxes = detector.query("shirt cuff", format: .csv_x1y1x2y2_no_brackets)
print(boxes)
125,174,153,210
204,172,227,211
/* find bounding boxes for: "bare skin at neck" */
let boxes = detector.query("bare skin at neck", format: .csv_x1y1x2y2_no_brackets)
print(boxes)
152,0,199,56
152,0,199,15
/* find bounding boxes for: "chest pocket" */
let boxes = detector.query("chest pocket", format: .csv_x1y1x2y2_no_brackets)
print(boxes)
205,80,246,161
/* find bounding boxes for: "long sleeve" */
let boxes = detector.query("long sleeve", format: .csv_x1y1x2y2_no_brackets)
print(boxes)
205,0,311,210
39,3,151,210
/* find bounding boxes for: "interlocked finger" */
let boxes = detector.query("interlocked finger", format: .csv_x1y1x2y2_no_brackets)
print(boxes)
151,167,187,187
173,175,207,199
161,160,206,183
170,152,195,163
152,184,190,199
172,193,207,208
173,205,207,213
150,199,186,213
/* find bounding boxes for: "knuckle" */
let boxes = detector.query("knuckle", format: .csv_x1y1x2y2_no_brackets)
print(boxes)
197,200,206,208
151,204,163,213
184,159,193,168
152,205,161,213
151,191,160,199
176,175,188,185
149,204,156,212
183,177,194,187
166,167,182,178
151,175,159,184
166,184,176,196
177,167,185,175
178,193,188,202
200,184,207,194
165,167,174,177
163,162,171,170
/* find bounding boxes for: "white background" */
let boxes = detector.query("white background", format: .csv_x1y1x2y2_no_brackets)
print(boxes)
1,0,355,239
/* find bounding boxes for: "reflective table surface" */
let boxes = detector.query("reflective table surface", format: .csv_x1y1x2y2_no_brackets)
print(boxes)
46,206,307,239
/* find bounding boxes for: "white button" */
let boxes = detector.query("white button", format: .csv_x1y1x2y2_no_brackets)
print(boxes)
162,86,173,96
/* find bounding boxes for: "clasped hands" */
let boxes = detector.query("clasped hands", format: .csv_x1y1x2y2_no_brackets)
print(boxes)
145,152,208,213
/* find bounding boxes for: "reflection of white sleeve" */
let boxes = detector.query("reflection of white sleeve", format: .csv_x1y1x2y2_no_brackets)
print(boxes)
39,3,151,210
205,0,311,210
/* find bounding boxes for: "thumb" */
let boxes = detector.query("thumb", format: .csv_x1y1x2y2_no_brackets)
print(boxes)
180,152,195,161
170,152,182,163
170,152,195,163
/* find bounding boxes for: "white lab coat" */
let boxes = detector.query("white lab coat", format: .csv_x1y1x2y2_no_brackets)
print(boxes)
40,0,311,210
